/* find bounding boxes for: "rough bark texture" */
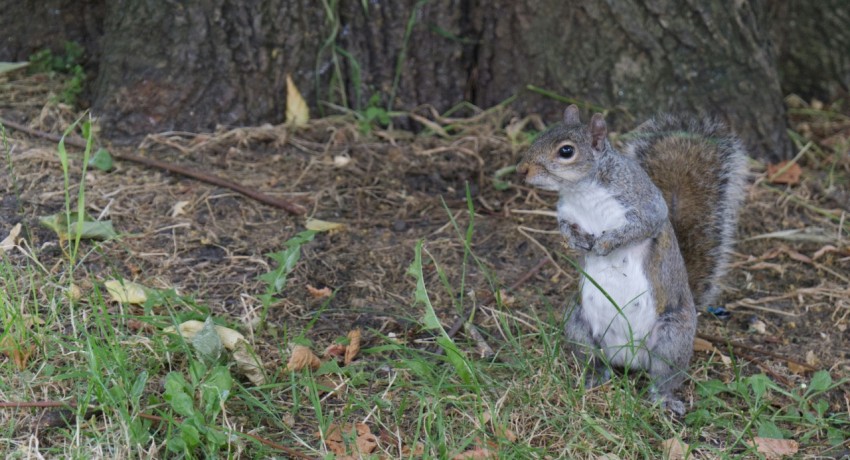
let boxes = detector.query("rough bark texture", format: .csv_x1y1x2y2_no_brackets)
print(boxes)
472,0,790,160
0,0,104,62
4,0,847,160
90,0,329,138
335,0,475,112
769,0,850,100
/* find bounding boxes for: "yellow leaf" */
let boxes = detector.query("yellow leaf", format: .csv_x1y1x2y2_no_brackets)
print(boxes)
0,223,22,254
167,320,266,385
104,279,148,304
305,218,345,232
285,74,309,126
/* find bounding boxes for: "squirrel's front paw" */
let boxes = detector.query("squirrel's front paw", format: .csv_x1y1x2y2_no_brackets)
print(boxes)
592,233,617,256
561,221,595,251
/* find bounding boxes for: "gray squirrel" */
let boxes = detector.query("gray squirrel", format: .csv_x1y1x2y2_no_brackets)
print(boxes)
516,105,747,415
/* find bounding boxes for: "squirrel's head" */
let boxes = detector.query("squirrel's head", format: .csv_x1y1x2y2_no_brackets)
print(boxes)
517,105,609,191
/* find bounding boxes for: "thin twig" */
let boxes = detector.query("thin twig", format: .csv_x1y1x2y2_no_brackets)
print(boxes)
0,400,315,458
0,116,307,214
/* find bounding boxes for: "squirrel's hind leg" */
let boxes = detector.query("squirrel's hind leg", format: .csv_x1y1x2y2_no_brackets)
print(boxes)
563,305,611,388
646,316,696,416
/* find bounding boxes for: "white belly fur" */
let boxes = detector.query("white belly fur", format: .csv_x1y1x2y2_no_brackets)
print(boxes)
557,184,656,368
581,242,656,368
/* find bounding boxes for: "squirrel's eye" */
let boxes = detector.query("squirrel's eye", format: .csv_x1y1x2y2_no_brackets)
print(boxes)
558,145,575,159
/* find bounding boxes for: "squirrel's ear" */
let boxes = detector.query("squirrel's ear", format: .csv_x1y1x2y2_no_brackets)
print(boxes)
590,113,607,150
563,105,581,125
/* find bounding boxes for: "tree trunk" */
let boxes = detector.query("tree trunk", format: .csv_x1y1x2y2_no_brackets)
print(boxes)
4,1,847,160
472,0,790,161
90,0,330,138
769,0,850,101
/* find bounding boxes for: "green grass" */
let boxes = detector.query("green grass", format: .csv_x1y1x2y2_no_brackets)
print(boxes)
0,124,847,458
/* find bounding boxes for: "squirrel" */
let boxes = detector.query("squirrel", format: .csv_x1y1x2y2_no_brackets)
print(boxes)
516,105,747,415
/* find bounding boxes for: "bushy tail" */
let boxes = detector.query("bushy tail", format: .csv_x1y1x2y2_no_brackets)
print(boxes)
623,115,748,307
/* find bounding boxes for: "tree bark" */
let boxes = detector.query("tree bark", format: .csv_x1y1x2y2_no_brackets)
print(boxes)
472,0,790,161
768,0,850,101
90,0,330,138
5,0,847,160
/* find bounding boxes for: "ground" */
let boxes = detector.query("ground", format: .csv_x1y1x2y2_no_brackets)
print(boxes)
1,72,848,458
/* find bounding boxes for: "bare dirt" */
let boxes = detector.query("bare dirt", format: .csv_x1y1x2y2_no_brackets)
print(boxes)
2,75,849,443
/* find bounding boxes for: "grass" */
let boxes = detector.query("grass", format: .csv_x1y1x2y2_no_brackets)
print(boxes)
1,120,848,458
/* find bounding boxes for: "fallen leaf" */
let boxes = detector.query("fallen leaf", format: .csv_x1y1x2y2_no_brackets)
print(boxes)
305,218,345,232
306,285,332,299
805,350,819,366
286,345,321,371
693,337,714,352
345,329,361,365
787,360,809,375
401,442,426,456
453,448,496,460
320,423,377,456
285,74,309,127
662,437,689,460
747,437,799,458
0,223,22,254
0,336,35,370
766,161,802,185
494,425,517,443
104,279,148,304
333,153,351,167
39,213,118,240
232,340,266,385
168,319,266,384
324,343,347,360
171,200,191,217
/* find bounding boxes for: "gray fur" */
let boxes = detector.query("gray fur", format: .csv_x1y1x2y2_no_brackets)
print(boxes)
518,106,746,416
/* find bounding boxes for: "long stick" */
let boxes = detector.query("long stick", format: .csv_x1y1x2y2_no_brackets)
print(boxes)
0,116,307,215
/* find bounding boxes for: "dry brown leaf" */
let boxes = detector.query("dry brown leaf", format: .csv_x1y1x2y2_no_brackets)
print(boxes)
453,447,496,460
787,360,809,375
747,437,799,458
693,337,714,352
494,425,517,443
320,423,377,456
323,343,347,360
805,350,819,366
286,345,321,371
345,329,361,365
402,442,426,456
306,284,332,299
285,74,309,126
0,336,35,370
662,437,689,460
766,161,802,185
